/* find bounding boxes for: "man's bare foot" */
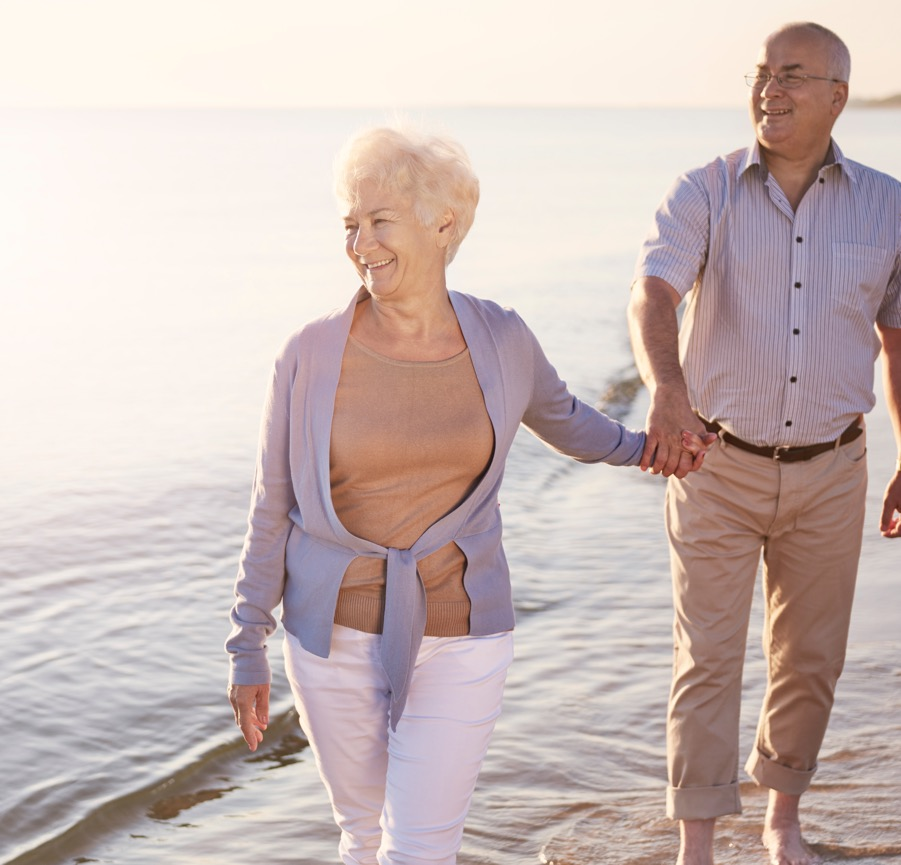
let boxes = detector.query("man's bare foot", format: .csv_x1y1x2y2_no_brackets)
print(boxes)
762,790,821,865
677,818,715,865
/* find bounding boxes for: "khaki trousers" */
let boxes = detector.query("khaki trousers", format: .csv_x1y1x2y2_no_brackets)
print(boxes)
664,431,867,820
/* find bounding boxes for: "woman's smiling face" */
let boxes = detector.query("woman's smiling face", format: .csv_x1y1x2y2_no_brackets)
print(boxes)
342,179,449,302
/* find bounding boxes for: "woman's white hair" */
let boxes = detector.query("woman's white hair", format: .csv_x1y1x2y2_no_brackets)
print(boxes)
333,124,480,264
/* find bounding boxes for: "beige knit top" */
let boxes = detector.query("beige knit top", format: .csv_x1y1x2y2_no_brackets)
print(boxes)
330,335,495,636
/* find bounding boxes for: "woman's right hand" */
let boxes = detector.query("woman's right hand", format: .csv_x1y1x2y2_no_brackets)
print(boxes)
228,683,270,751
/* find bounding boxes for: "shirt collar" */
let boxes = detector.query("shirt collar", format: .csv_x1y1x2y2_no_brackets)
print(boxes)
741,138,856,184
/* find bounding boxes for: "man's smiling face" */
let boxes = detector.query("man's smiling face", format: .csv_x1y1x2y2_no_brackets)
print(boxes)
749,26,847,161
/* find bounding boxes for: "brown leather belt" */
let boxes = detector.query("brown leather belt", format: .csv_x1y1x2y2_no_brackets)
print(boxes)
701,416,863,463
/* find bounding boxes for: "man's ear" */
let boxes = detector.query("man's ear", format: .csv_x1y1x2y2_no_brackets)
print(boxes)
831,82,849,116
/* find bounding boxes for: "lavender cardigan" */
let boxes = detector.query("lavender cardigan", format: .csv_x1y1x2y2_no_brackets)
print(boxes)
227,287,645,727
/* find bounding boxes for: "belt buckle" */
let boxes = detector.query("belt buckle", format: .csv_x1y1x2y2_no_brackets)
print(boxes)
773,446,791,462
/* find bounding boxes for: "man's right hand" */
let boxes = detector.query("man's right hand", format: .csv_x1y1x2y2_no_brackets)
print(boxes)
642,387,712,479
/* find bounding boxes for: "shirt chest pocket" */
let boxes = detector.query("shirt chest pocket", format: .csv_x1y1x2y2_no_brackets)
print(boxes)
830,242,891,317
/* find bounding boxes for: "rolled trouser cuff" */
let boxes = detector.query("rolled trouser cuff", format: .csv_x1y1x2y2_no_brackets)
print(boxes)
745,748,817,795
666,782,742,821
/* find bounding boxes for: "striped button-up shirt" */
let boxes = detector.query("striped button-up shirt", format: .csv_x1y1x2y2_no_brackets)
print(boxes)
634,139,901,447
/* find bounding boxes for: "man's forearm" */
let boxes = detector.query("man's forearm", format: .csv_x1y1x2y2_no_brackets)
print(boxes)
627,276,706,476
879,324,901,462
877,324,901,536
627,276,688,395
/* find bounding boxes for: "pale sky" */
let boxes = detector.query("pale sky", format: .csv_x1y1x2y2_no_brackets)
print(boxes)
1,0,899,108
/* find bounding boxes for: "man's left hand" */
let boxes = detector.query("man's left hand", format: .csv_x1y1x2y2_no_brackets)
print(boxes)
880,471,901,537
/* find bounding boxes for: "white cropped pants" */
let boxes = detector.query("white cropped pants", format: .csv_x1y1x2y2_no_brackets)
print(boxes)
284,625,514,865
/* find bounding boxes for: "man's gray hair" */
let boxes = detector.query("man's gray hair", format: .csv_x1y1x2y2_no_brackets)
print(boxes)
773,21,851,81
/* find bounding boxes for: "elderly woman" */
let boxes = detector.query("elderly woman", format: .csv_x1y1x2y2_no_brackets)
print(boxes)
227,124,707,864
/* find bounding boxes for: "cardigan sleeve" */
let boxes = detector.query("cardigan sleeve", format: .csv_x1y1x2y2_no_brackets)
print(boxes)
225,341,300,685
518,316,646,466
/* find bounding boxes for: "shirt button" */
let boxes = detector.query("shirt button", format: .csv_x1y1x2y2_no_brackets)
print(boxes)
796,236,803,243
785,420,793,427
819,178,825,184
793,328,800,335
794,282,801,288
790,376,798,383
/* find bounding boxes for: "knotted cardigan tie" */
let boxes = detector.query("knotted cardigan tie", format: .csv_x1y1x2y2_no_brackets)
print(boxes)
382,546,428,727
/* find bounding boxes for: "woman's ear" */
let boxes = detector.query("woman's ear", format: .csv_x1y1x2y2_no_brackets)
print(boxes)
436,210,455,248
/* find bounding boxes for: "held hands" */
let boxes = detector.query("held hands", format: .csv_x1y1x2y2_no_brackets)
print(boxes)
644,429,716,478
680,429,719,473
228,683,270,751
641,389,717,479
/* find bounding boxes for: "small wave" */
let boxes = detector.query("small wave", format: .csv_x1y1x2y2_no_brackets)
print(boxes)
814,841,901,859
5,710,307,865
595,368,644,419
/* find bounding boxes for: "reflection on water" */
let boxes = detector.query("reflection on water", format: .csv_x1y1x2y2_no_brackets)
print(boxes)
2,107,900,865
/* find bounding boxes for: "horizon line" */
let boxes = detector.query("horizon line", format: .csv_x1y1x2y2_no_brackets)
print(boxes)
0,99,897,112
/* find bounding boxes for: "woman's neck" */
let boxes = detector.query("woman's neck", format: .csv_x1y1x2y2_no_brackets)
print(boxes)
351,293,466,362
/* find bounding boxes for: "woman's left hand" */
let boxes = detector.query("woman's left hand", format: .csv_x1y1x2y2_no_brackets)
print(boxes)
228,683,270,751
680,429,718,472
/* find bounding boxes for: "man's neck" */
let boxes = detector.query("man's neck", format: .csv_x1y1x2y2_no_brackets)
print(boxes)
759,140,833,211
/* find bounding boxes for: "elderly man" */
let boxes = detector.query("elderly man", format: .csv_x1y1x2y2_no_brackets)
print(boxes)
627,21,901,865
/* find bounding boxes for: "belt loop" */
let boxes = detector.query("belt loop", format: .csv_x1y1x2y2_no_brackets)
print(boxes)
833,433,842,452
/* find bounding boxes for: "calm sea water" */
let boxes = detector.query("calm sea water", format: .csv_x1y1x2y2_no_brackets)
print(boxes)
1,107,900,865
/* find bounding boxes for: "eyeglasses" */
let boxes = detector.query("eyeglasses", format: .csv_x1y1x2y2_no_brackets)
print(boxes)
745,72,845,89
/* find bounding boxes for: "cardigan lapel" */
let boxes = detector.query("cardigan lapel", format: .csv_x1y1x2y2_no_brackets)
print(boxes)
450,290,506,443
307,288,373,544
